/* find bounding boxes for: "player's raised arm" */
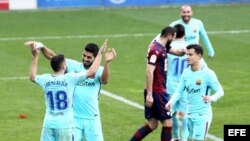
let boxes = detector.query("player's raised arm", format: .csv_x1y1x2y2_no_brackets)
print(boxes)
101,48,117,84
29,49,40,82
24,41,56,60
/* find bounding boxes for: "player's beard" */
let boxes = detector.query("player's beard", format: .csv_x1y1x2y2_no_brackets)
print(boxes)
182,15,191,23
82,59,92,69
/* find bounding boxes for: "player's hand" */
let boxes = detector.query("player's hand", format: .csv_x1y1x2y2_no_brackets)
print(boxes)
31,49,40,57
202,95,212,103
165,102,172,111
145,95,154,108
24,41,36,50
105,48,116,63
24,41,45,51
99,39,108,54
24,41,45,50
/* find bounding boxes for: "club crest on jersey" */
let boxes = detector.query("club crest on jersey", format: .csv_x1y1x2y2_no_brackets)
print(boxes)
193,28,197,33
196,79,201,85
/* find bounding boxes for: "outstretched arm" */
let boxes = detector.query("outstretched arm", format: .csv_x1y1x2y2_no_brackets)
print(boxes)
40,47,56,60
169,47,186,56
101,48,117,84
29,49,40,82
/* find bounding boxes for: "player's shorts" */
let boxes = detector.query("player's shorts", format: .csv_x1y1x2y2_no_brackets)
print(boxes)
40,127,74,141
168,93,187,114
74,116,103,141
144,89,171,120
187,113,212,141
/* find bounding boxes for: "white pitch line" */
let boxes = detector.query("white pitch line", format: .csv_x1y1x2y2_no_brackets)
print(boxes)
0,29,249,41
0,33,155,41
0,76,29,80
0,76,224,141
101,89,144,110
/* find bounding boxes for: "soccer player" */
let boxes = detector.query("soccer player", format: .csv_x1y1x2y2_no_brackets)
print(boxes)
165,44,224,141
28,41,106,141
26,39,116,141
130,26,185,141
170,4,215,59
167,24,189,141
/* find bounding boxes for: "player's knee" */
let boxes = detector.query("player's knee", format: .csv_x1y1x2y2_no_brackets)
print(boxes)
148,122,159,130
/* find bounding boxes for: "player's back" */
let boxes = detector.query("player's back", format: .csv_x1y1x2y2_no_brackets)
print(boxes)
167,40,188,95
35,73,81,128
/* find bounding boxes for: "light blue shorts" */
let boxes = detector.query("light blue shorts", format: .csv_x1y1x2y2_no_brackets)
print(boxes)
74,116,103,141
40,127,74,141
187,113,212,141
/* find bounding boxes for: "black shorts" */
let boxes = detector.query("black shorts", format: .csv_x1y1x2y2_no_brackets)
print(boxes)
144,89,171,120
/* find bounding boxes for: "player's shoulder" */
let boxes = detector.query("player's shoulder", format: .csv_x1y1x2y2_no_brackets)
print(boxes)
170,19,182,26
182,67,192,77
202,66,216,76
66,58,81,65
149,41,161,51
65,72,76,76
37,73,51,78
191,18,203,25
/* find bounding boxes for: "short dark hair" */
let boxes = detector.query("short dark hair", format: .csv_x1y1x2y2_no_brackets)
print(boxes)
50,54,65,72
160,26,175,38
186,44,203,56
174,24,185,38
84,43,99,57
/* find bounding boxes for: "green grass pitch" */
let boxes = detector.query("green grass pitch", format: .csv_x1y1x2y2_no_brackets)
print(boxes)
0,3,250,141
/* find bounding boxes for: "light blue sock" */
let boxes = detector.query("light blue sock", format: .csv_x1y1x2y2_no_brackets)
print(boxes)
172,113,180,139
181,116,189,141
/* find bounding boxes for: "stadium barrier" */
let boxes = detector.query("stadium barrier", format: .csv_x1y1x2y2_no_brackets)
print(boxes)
1,0,249,10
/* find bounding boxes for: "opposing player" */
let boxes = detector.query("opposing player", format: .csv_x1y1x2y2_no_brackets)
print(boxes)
130,26,185,141
166,44,224,141
28,41,106,141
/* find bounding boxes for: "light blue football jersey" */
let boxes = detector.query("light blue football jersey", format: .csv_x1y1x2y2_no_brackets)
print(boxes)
170,18,214,57
66,59,103,119
35,72,87,128
167,40,188,95
170,65,223,115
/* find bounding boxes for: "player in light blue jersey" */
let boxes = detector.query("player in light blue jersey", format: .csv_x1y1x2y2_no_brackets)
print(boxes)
26,39,116,141
167,24,189,141
170,5,214,59
27,41,106,141
166,44,224,141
